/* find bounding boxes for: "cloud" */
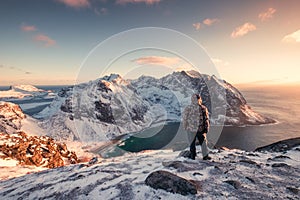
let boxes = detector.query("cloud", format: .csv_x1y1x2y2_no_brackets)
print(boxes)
95,7,108,15
34,34,56,47
116,0,161,5
192,23,201,30
133,56,180,66
282,29,300,43
211,58,229,67
193,18,219,30
203,18,219,26
21,25,37,32
258,8,276,22
0,64,32,74
231,22,256,38
57,0,90,8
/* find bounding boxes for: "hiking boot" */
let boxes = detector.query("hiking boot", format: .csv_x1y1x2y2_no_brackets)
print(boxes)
203,155,211,160
189,155,196,160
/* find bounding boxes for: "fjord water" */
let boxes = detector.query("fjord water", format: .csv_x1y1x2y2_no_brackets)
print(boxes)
0,85,67,115
120,84,300,152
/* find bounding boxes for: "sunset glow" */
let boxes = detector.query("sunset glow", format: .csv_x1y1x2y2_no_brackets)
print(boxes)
0,0,300,85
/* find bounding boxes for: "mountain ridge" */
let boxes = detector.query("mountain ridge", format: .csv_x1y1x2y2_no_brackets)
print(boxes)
36,70,275,142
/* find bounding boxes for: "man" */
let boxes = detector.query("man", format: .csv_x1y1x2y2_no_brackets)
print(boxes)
183,94,211,160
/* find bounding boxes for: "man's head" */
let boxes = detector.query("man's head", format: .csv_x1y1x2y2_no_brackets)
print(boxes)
191,94,202,105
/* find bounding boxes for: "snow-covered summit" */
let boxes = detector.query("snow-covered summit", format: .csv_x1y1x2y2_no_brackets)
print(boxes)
102,73,128,85
10,85,45,92
0,85,49,100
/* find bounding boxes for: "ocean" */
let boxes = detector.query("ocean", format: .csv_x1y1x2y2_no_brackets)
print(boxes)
218,85,300,151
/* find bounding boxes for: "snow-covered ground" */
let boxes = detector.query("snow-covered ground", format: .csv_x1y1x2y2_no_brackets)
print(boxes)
0,143,299,199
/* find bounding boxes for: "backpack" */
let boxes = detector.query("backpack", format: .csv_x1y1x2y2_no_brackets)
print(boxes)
183,104,208,133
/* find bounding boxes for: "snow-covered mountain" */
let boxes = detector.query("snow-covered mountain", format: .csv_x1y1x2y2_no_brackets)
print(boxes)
0,102,26,134
36,71,275,142
0,101,44,135
0,85,52,100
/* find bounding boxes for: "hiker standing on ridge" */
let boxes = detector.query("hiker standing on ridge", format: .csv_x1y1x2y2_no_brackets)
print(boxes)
183,94,211,160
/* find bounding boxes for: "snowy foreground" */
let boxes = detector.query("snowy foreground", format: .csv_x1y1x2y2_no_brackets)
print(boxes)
0,142,299,199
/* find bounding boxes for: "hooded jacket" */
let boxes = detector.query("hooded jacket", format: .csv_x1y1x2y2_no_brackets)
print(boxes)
182,94,209,133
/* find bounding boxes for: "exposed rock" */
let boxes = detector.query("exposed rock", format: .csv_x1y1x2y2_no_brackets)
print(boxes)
239,159,257,165
0,131,78,168
145,170,198,196
245,176,255,184
88,157,99,165
0,102,26,134
224,180,241,189
239,159,260,168
286,187,299,195
255,137,300,152
162,161,200,172
178,150,191,158
267,155,291,162
271,163,290,168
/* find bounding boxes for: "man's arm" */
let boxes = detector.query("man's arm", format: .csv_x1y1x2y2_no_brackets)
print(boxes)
182,106,190,130
203,106,210,132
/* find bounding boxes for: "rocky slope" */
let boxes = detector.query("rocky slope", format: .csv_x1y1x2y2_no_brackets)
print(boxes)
0,101,45,136
36,71,275,142
0,131,78,169
0,138,299,199
0,102,26,134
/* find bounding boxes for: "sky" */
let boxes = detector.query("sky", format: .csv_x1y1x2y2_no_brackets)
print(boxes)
0,0,300,86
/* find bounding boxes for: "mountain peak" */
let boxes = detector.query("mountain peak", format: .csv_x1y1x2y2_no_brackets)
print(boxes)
185,70,202,78
172,70,202,79
11,85,45,92
102,74,127,85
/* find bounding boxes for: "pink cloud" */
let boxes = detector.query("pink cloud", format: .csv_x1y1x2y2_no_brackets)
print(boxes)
116,0,161,5
203,18,219,26
133,56,180,66
258,8,276,22
34,34,56,47
282,29,300,43
192,23,201,30
21,25,37,32
57,0,90,8
231,22,257,38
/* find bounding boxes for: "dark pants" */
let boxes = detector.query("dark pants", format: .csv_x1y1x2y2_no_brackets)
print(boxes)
190,130,208,159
